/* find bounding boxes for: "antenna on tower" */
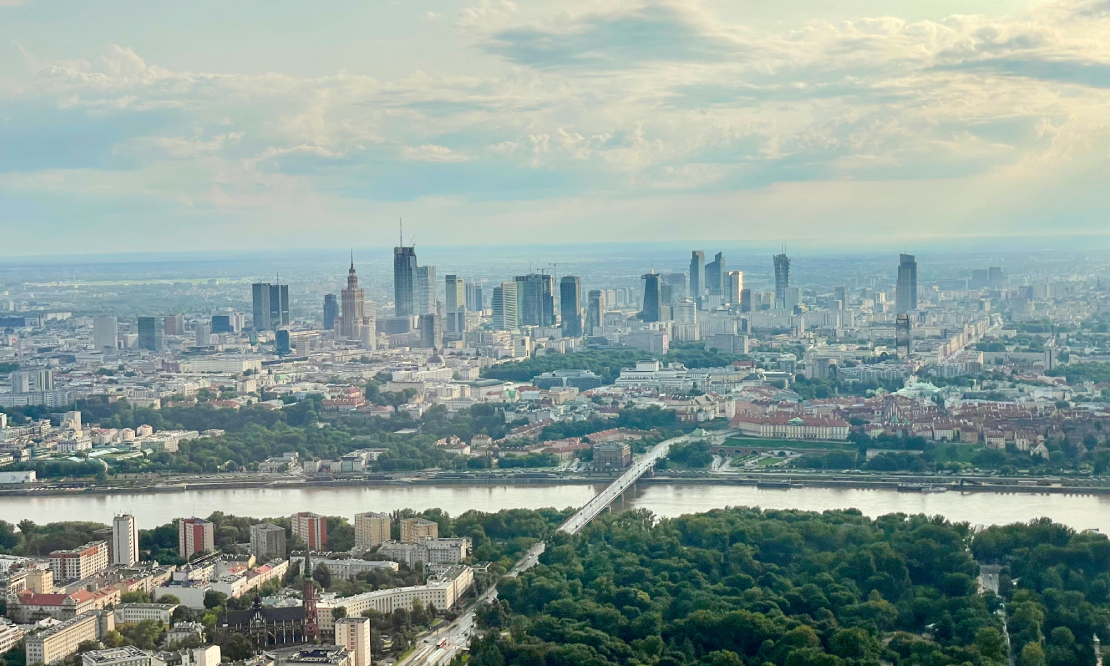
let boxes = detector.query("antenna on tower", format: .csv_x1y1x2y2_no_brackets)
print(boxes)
399,218,403,247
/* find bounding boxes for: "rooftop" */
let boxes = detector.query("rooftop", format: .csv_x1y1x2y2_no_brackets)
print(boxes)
84,646,151,664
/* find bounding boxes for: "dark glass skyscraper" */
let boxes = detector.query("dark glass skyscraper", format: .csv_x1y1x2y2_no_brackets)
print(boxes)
323,294,338,331
252,282,289,330
587,289,605,334
705,252,725,297
689,251,705,306
560,276,582,337
137,316,163,351
773,251,791,310
515,274,554,327
393,245,418,316
896,253,917,313
641,273,662,323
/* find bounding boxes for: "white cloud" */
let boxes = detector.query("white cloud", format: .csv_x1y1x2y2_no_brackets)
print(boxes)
401,144,472,162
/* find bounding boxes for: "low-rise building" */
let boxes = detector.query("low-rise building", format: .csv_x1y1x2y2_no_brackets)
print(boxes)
593,442,631,469
82,645,152,666
114,603,178,625
25,610,114,666
0,619,25,655
319,565,473,630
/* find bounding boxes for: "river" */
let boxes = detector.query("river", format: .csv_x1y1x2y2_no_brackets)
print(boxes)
4,483,1110,533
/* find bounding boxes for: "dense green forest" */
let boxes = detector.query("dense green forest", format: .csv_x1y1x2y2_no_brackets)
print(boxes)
472,508,1110,666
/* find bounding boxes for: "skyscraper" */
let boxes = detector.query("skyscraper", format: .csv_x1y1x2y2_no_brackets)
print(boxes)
587,289,605,334
416,265,437,315
465,283,483,312
112,514,138,566
773,251,791,310
341,255,366,338
560,276,582,337
445,275,466,335
164,315,185,336
662,273,687,305
93,316,117,351
740,289,752,313
493,282,519,330
137,317,163,351
641,272,663,323
726,271,743,305
393,245,418,317
690,251,705,306
251,283,289,331
418,313,442,349
705,252,725,297
515,274,541,327
323,294,338,331
834,286,848,310
896,253,917,314
539,274,555,326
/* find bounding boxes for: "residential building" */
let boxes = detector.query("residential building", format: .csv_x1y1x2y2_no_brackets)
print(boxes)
0,619,24,655
377,538,469,568
177,519,214,559
113,514,139,566
292,512,327,550
354,512,391,550
334,617,371,666
320,566,473,628
50,541,108,581
400,518,438,543
896,253,918,313
287,556,397,582
24,610,112,666
249,523,287,561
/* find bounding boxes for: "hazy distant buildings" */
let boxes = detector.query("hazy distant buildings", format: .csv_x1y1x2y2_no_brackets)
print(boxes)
93,316,118,351
662,273,687,305
641,273,663,323
252,283,289,331
896,313,912,358
773,251,791,310
740,289,752,313
164,315,185,336
705,252,725,301
560,276,582,337
211,313,243,334
323,294,338,331
726,271,742,305
445,275,466,335
416,265,437,316
418,313,442,349
587,290,605,334
465,283,483,312
137,317,163,351
896,254,917,314
393,245,418,317
690,251,705,307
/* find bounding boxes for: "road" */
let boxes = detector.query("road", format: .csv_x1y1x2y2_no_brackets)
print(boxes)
402,435,688,666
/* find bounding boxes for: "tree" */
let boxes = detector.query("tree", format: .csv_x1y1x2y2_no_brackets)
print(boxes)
16,520,35,549
313,563,332,590
1020,642,1046,666
203,590,227,609
156,594,181,605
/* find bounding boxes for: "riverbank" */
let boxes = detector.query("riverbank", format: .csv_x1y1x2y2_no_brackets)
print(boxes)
3,471,1109,497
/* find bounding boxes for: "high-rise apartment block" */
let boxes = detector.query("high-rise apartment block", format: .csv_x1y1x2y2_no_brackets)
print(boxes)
93,316,118,351
400,517,438,543
250,523,287,561
112,514,139,566
136,317,163,351
559,276,582,337
49,542,109,581
178,518,214,559
354,512,391,550
896,254,917,314
292,512,328,550
334,617,372,666
773,251,791,310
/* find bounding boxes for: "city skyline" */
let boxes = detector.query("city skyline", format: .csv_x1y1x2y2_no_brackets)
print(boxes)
3,0,1110,254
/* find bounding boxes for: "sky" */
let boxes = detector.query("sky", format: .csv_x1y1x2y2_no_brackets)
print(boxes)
1,0,1109,256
